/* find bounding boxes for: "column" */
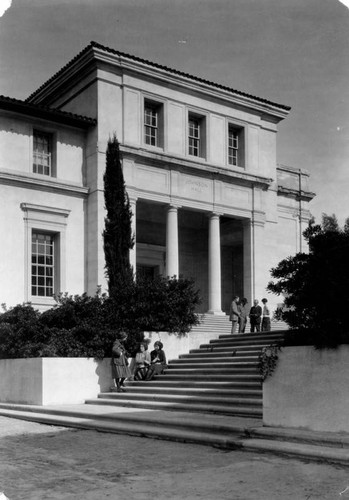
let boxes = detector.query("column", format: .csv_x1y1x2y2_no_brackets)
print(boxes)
208,212,223,314
166,205,179,277
243,219,253,305
129,198,137,274
244,213,266,305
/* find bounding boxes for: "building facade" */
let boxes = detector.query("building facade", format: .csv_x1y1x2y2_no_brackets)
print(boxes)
0,41,314,314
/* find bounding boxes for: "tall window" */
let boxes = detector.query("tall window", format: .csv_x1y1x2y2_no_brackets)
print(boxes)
228,125,244,167
33,131,52,176
188,116,200,157
144,104,158,146
144,99,164,148
31,232,55,297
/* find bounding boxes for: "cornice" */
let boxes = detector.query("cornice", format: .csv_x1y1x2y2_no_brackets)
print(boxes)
20,203,71,218
0,171,89,198
26,42,290,122
277,186,315,202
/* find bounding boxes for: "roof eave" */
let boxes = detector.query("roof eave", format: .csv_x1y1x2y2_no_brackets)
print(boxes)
0,96,96,128
26,42,291,121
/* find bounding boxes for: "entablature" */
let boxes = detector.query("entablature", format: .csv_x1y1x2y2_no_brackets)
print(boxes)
120,144,272,191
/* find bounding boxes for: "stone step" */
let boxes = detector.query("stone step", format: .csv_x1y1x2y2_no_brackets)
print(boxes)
97,392,262,407
118,386,262,399
192,343,275,352
172,356,259,363
216,333,284,341
204,339,281,349
128,380,262,390
167,361,259,369
247,426,349,449
154,373,261,382
85,397,263,417
242,438,349,465
179,351,261,359
0,406,246,449
1,405,347,465
163,367,259,375
0,403,259,434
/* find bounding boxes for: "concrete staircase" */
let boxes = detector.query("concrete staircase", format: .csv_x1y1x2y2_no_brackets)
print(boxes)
2,321,349,464
85,328,285,419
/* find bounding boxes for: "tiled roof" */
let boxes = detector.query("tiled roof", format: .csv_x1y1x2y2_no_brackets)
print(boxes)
0,94,96,127
26,41,291,112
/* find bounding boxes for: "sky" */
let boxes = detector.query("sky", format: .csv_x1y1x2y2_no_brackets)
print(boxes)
0,0,348,225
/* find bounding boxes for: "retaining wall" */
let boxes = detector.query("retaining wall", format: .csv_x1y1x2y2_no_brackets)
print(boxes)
263,345,349,433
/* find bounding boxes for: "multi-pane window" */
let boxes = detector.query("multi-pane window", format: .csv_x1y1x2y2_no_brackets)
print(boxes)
31,232,54,297
228,127,239,166
144,103,159,146
188,117,200,157
228,125,244,167
33,131,52,175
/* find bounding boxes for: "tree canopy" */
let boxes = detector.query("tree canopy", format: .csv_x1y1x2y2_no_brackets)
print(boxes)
267,214,349,347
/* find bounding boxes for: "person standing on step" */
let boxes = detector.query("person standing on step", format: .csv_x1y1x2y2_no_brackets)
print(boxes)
145,341,167,380
238,298,249,333
249,299,262,333
229,295,240,335
111,331,131,392
261,298,271,332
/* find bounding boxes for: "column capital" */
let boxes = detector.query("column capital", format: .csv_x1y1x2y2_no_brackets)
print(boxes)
167,203,181,211
208,211,223,219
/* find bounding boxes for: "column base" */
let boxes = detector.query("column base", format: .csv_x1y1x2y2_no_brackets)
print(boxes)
206,310,226,316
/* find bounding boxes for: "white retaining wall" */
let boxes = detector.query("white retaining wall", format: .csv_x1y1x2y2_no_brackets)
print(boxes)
0,358,113,405
0,331,218,405
263,345,349,433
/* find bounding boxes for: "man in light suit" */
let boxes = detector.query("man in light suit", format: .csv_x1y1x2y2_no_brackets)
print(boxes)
229,296,240,334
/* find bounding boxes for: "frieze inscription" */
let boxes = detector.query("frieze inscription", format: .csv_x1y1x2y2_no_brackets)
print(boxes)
185,179,209,193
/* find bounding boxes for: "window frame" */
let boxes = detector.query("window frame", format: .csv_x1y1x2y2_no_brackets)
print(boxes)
188,112,206,159
32,129,56,177
143,98,164,149
31,231,57,298
21,203,70,307
227,124,245,168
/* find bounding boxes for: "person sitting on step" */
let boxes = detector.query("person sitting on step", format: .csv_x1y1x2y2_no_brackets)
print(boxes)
134,342,151,380
145,341,167,381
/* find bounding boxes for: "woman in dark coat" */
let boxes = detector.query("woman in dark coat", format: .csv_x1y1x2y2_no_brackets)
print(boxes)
111,331,131,392
145,341,167,381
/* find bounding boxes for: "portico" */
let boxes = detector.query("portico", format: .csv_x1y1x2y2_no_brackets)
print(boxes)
128,195,253,315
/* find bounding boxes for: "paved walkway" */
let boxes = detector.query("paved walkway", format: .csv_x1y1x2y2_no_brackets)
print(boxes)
0,416,348,500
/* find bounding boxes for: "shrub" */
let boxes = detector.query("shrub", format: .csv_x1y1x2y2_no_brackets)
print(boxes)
0,276,201,359
268,214,349,348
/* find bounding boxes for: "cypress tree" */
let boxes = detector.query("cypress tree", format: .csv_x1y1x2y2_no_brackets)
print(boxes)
103,134,134,296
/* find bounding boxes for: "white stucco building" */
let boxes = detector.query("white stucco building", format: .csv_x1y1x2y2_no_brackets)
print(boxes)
0,41,314,314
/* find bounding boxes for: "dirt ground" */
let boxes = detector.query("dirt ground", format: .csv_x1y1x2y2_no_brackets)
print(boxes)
0,416,348,500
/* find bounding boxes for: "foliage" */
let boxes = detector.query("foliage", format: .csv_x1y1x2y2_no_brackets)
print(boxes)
0,293,119,359
268,214,349,348
103,275,201,355
0,277,201,359
103,134,134,296
258,344,282,381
